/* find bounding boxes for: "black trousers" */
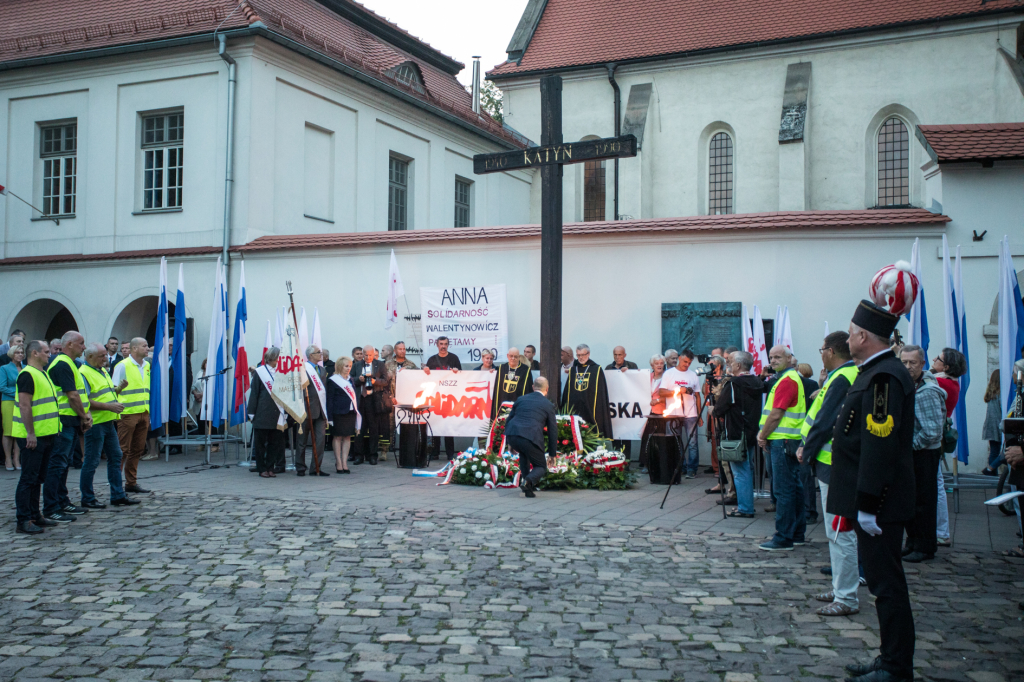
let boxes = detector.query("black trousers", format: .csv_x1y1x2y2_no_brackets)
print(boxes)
431,437,455,460
906,448,941,556
508,434,546,486
856,522,915,677
253,428,285,473
356,402,386,459
15,435,55,523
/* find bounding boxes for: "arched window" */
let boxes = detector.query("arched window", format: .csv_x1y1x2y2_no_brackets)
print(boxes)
877,117,909,206
708,132,733,215
583,158,606,222
385,61,426,95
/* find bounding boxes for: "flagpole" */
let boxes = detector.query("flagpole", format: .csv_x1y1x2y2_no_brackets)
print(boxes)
286,281,319,475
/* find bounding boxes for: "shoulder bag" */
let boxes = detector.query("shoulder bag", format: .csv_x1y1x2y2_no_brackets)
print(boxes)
718,381,747,462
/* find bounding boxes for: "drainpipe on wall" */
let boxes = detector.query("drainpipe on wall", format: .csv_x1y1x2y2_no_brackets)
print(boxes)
218,34,237,272
606,63,620,221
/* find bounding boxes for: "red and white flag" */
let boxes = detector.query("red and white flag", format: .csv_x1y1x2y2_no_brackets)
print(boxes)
385,249,404,330
0,184,6,195
751,305,769,375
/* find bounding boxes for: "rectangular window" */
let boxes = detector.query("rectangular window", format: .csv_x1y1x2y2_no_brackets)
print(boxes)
142,112,184,210
583,159,606,222
40,122,77,216
454,178,471,227
388,156,408,231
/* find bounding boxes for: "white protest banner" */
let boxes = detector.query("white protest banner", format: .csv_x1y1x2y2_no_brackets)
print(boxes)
605,369,652,440
396,369,496,437
420,284,507,366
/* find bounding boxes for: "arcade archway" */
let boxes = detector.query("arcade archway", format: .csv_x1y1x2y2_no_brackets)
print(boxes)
9,298,80,342
110,296,178,347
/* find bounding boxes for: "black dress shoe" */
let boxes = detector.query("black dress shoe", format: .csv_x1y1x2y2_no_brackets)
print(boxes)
34,517,58,527
123,485,151,494
820,566,833,576
273,467,286,474
17,521,44,535
318,471,330,476
845,668,912,682
368,456,378,465
81,500,106,509
901,547,914,557
111,497,141,506
902,551,934,563
351,456,364,465
845,657,882,677
296,471,306,477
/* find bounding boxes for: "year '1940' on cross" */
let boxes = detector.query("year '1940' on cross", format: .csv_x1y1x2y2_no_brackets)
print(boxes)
473,74,637,406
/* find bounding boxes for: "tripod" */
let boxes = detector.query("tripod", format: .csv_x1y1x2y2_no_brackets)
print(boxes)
658,388,716,511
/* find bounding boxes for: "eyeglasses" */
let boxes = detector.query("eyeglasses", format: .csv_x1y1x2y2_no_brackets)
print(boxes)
819,347,832,354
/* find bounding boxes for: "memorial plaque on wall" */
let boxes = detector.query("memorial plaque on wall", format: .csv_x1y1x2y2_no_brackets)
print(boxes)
662,302,743,355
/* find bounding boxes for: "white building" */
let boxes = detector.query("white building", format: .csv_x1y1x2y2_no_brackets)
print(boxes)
2,0,1024,467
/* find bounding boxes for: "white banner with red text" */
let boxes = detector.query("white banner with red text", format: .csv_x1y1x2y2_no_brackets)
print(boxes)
395,369,497,437
420,284,507,366
604,369,652,440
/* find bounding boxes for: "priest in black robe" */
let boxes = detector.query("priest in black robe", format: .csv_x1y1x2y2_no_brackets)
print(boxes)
491,347,534,420
560,343,613,437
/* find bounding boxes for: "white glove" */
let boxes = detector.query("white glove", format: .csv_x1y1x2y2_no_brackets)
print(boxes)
857,511,882,536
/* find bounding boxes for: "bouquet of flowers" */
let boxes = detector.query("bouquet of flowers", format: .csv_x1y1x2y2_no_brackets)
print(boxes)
536,454,580,490
578,447,637,491
450,452,493,486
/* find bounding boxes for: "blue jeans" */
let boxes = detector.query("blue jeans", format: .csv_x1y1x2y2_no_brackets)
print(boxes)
43,426,75,516
729,444,756,515
82,421,126,503
769,439,806,545
680,417,699,474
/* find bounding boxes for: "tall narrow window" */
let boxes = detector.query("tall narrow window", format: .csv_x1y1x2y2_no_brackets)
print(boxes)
454,178,471,227
583,159,605,222
40,122,77,216
142,112,184,210
708,132,733,215
388,156,409,231
877,117,909,207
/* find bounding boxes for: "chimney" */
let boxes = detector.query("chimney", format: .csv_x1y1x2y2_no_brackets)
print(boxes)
471,56,482,114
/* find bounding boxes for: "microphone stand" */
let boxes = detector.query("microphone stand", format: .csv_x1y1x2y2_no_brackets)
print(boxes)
197,364,233,464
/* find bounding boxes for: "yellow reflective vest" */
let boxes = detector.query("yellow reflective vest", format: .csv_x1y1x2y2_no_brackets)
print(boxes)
12,365,61,438
51,353,89,417
800,365,859,465
119,359,150,415
759,369,807,440
81,364,120,425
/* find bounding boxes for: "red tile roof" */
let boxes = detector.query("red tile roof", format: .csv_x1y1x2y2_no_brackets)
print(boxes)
0,0,522,147
0,209,948,267
237,209,949,253
489,0,1024,77
917,123,1024,163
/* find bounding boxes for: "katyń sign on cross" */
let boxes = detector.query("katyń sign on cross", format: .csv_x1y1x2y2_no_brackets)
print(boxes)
473,74,638,406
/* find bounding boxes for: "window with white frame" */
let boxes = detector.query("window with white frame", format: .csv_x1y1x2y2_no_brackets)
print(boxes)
141,112,184,210
708,132,733,215
40,122,77,216
454,177,471,227
388,156,409,231
877,117,909,207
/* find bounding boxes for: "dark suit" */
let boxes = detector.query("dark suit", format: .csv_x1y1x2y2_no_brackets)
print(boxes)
505,392,558,486
296,364,327,473
107,354,124,373
828,350,916,677
248,368,285,473
351,359,388,463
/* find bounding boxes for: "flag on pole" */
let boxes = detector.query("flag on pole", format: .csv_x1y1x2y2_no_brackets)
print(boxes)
773,305,782,347
751,306,769,375
941,235,957,348
263,320,272,364
311,307,323,366
230,262,250,427
274,308,285,347
741,305,755,374
385,249,404,330
953,246,970,464
149,257,170,430
998,236,1024,412
169,264,187,423
824,321,829,339
298,307,309,355
907,238,930,353
201,258,228,427
779,306,793,353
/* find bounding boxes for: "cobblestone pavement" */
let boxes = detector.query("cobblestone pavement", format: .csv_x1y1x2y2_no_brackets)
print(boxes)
1,490,1022,681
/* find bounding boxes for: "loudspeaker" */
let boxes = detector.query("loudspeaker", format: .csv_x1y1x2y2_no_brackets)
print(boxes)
185,317,195,356
398,423,429,469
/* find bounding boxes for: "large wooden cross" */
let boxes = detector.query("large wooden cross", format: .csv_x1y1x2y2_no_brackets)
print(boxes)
474,75,638,406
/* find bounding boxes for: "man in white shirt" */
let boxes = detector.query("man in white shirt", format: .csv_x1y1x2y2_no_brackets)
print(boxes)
658,349,704,478
112,338,150,493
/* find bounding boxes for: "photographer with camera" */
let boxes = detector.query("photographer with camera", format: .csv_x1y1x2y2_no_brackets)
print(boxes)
712,351,764,517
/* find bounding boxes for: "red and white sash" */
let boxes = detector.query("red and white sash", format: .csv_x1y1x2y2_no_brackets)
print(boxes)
329,374,361,432
255,364,288,427
305,362,328,423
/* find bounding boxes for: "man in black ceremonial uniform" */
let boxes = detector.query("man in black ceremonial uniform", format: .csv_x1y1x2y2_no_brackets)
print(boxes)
829,300,916,682
561,343,613,437
492,347,533,420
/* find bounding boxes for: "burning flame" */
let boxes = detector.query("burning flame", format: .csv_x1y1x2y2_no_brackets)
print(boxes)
413,382,437,408
666,388,683,415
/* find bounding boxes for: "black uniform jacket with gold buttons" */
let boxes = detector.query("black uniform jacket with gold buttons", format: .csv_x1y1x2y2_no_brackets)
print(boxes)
826,350,916,523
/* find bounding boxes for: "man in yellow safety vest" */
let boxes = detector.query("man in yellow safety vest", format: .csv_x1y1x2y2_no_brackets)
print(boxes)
112,337,151,494
13,340,62,535
43,331,92,523
797,331,860,616
756,344,807,551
